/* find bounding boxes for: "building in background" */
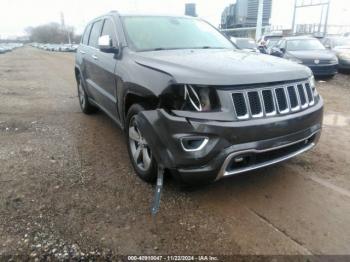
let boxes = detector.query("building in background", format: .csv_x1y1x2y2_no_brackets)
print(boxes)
185,3,197,17
221,0,272,29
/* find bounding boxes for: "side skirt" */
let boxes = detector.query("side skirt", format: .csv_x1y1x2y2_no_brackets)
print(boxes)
88,98,124,130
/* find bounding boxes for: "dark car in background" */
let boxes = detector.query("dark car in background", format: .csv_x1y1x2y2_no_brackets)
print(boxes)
75,12,323,185
322,37,350,70
271,36,338,77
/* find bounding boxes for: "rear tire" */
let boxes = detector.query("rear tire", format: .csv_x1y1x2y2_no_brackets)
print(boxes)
126,104,157,183
77,75,97,114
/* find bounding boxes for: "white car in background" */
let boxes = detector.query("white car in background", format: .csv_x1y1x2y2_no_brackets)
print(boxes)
230,37,259,52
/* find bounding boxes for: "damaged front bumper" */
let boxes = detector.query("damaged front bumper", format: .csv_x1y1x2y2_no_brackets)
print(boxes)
136,98,323,184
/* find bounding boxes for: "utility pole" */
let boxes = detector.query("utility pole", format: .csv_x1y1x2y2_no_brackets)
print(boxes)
318,4,325,33
60,11,71,44
60,12,65,28
324,0,331,37
255,0,264,41
292,0,298,34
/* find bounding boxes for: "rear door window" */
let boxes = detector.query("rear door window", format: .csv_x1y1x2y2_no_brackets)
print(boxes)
82,24,92,45
88,20,103,48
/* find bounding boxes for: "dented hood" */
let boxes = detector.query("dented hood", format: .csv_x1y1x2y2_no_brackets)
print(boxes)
130,49,311,86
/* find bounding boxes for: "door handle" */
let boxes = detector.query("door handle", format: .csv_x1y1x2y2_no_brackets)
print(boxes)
92,55,98,60
79,50,86,54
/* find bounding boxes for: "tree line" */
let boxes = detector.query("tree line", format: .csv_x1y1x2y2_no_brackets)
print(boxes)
25,23,81,44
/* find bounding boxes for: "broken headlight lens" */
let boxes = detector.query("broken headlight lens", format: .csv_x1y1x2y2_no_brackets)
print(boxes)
160,84,220,112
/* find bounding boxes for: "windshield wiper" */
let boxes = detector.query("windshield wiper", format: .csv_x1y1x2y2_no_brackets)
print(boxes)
194,46,229,50
152,47,166,51
146,47,183,51
143,47,230,52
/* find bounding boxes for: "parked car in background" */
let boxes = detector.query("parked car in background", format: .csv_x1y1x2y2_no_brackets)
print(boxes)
259,32,283,44
265,38,281,53
322,36,350,70
0,43,23,54
259,32,283,54
230,37,259,52
53,45,61,51
32,43,78,52
68,44,79,52
58,45,67,52
75,12,323,185
270,36,338,77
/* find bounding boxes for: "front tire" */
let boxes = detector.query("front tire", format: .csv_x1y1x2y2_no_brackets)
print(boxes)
126,104,157,183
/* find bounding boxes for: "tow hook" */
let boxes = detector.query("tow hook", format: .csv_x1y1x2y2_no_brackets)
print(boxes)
151,165,165,216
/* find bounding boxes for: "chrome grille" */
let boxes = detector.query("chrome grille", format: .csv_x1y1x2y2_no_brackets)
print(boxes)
232,93,248,119
247,91,263,117
287,85,299,111
275,87,288,113
297,84,308,108
305,83,314,106
261,90,276,115
232,80,315,120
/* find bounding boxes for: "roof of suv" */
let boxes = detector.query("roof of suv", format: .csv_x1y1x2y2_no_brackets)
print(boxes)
282,36,317,41
88,11,199,24
108,10,194,19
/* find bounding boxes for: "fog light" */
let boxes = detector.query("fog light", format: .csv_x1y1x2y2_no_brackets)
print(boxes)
180,136,209,152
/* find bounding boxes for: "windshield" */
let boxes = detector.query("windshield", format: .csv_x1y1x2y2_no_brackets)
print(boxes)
332,38,350,47
287,39,325,51
235,39,257,49
122,16,235,51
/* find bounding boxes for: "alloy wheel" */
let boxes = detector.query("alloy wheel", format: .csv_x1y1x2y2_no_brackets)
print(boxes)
78,81,86,108
128,116,152,171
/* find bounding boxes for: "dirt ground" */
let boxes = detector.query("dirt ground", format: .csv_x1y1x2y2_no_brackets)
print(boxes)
0,46,350,259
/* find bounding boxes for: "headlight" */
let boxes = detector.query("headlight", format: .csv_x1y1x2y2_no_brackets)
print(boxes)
339,53,350,60
288,57,303,64
330,57,339,64
309,75,319,98
309,75,315,88
160,84,220,112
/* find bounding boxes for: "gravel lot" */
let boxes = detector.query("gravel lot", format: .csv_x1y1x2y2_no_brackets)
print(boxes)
0,46,350,259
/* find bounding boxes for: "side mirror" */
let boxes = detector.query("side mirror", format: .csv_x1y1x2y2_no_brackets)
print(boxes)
98,35,119,54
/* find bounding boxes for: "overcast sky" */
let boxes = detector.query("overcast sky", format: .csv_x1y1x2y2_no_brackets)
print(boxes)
0,0,349,37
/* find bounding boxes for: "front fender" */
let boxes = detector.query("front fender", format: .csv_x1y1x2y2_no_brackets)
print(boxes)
136,110,178,168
